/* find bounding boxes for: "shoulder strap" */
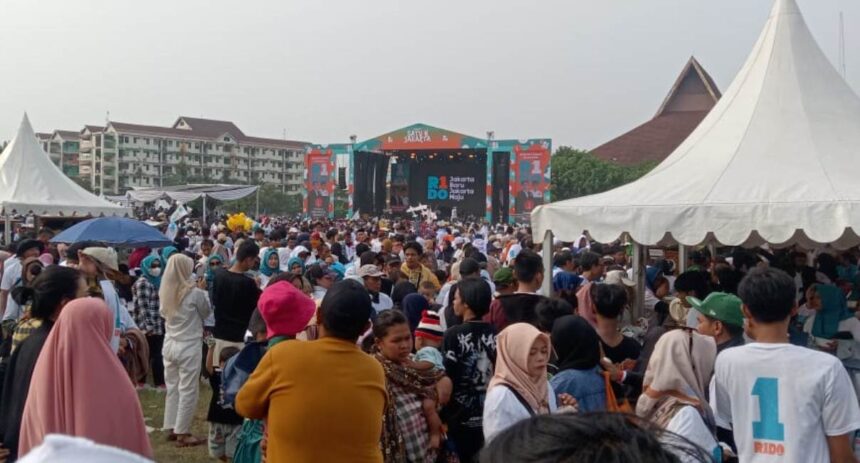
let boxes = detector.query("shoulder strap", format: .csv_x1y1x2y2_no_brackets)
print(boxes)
500,384,536,417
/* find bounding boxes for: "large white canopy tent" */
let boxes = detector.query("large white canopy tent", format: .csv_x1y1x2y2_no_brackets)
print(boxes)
532,0,860,295
0,115,131,243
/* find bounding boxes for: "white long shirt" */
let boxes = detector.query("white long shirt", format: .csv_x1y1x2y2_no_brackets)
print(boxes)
482,383,558,442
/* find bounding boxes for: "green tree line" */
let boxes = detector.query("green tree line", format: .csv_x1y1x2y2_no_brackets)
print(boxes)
550,146,656,201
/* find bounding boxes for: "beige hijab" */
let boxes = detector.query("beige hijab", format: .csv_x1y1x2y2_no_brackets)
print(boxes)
488,323,551,414
158,254,195,321
636,329,716,424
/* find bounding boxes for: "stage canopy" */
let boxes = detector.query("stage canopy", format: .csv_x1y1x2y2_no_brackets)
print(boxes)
353,123,488,153
0,115,131,217
126,184,259,203
532,0,860,250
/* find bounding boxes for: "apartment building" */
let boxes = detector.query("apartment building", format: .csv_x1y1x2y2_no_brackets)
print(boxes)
42,116,307,195
37,130,83,179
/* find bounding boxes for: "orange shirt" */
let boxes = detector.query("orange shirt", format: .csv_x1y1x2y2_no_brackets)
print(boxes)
236,337,386,463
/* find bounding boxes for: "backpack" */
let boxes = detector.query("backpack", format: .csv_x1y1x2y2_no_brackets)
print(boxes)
220,341,267,409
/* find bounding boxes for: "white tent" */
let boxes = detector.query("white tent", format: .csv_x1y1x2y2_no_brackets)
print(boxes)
532,0,860,251
1,115,130,239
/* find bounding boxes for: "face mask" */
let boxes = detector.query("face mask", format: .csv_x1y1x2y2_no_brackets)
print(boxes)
150,268,162,277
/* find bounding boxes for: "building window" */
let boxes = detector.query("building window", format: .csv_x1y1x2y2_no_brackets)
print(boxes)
122,136,129,143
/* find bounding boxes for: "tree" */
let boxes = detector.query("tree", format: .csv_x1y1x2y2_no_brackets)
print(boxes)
550,146,656,201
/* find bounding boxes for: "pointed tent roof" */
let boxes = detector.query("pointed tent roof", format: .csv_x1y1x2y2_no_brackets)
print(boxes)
591,57,721,166
354,123,488,153
533,0,860,248
0,115,130,217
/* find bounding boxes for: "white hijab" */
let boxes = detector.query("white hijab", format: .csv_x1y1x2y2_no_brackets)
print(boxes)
158,254,196,321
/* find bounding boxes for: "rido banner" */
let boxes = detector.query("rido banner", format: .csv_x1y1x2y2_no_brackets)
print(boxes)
512,141,551,221
303,147,336,219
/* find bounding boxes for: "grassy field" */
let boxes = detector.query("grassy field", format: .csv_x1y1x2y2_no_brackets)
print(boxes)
138,384,214,463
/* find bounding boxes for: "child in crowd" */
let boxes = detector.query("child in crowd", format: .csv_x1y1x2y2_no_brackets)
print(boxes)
208,346,244,462
420,281,440,308
413,310,453,407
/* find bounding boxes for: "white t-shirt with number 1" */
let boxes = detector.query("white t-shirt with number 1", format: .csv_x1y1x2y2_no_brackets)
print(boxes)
714,343,860,463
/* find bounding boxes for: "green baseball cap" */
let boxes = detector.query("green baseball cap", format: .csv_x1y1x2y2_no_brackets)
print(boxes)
687,292,744,327
493,267,515,285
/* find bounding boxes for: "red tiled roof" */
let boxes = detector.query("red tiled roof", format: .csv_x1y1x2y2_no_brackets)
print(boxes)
590,111,710,166
591,57,720,166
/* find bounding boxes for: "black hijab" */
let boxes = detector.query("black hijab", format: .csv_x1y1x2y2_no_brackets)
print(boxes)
551,315,601,371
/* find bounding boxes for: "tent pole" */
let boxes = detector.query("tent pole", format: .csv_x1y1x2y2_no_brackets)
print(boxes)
541,230,553,297
255,189,260,218
678,245,688,273
632,242,645,321
202,195,207,225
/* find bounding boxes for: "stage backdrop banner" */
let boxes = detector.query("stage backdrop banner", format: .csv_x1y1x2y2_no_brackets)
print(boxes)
491,139,552,223
304,146,337,219
408,158,487,218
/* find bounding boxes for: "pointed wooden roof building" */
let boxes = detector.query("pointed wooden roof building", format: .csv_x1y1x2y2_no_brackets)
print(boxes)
591,57,721,166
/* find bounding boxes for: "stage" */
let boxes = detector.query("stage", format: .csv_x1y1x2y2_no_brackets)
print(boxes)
303,124,551,223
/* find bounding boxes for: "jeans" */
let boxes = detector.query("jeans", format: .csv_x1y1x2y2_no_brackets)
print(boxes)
162,338,202,434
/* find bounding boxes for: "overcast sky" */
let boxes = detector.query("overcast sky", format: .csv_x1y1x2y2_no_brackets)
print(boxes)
1,0,858,149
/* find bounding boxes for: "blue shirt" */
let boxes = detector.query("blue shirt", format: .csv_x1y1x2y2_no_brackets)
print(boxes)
550,366,606,413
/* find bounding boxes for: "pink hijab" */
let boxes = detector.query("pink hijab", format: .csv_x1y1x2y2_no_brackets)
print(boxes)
488,323,551,414
18,298,153,459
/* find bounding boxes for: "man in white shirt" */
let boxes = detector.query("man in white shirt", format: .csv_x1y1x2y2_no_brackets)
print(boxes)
714,267,860,463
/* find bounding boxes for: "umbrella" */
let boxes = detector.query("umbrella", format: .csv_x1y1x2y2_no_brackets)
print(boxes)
51,217,173,248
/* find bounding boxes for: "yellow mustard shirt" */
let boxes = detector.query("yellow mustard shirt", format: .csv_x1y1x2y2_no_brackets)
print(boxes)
236,337,386,463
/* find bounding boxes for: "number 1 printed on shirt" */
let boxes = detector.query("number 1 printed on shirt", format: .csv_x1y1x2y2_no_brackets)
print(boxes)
752,377,785,441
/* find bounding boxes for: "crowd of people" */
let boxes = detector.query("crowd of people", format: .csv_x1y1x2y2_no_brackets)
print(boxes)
0,216,859,462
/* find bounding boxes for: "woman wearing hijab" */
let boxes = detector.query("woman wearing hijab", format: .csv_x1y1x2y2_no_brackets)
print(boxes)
258,249,281,289
18,297,153,459
286,257,304,276
803,284,859,351
159,254,211,447
636,329,719,462
401,293,429,334
549,315,606,412
0,267,87,462
132,255,165,389
483,323,575,442
161,246,179,264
